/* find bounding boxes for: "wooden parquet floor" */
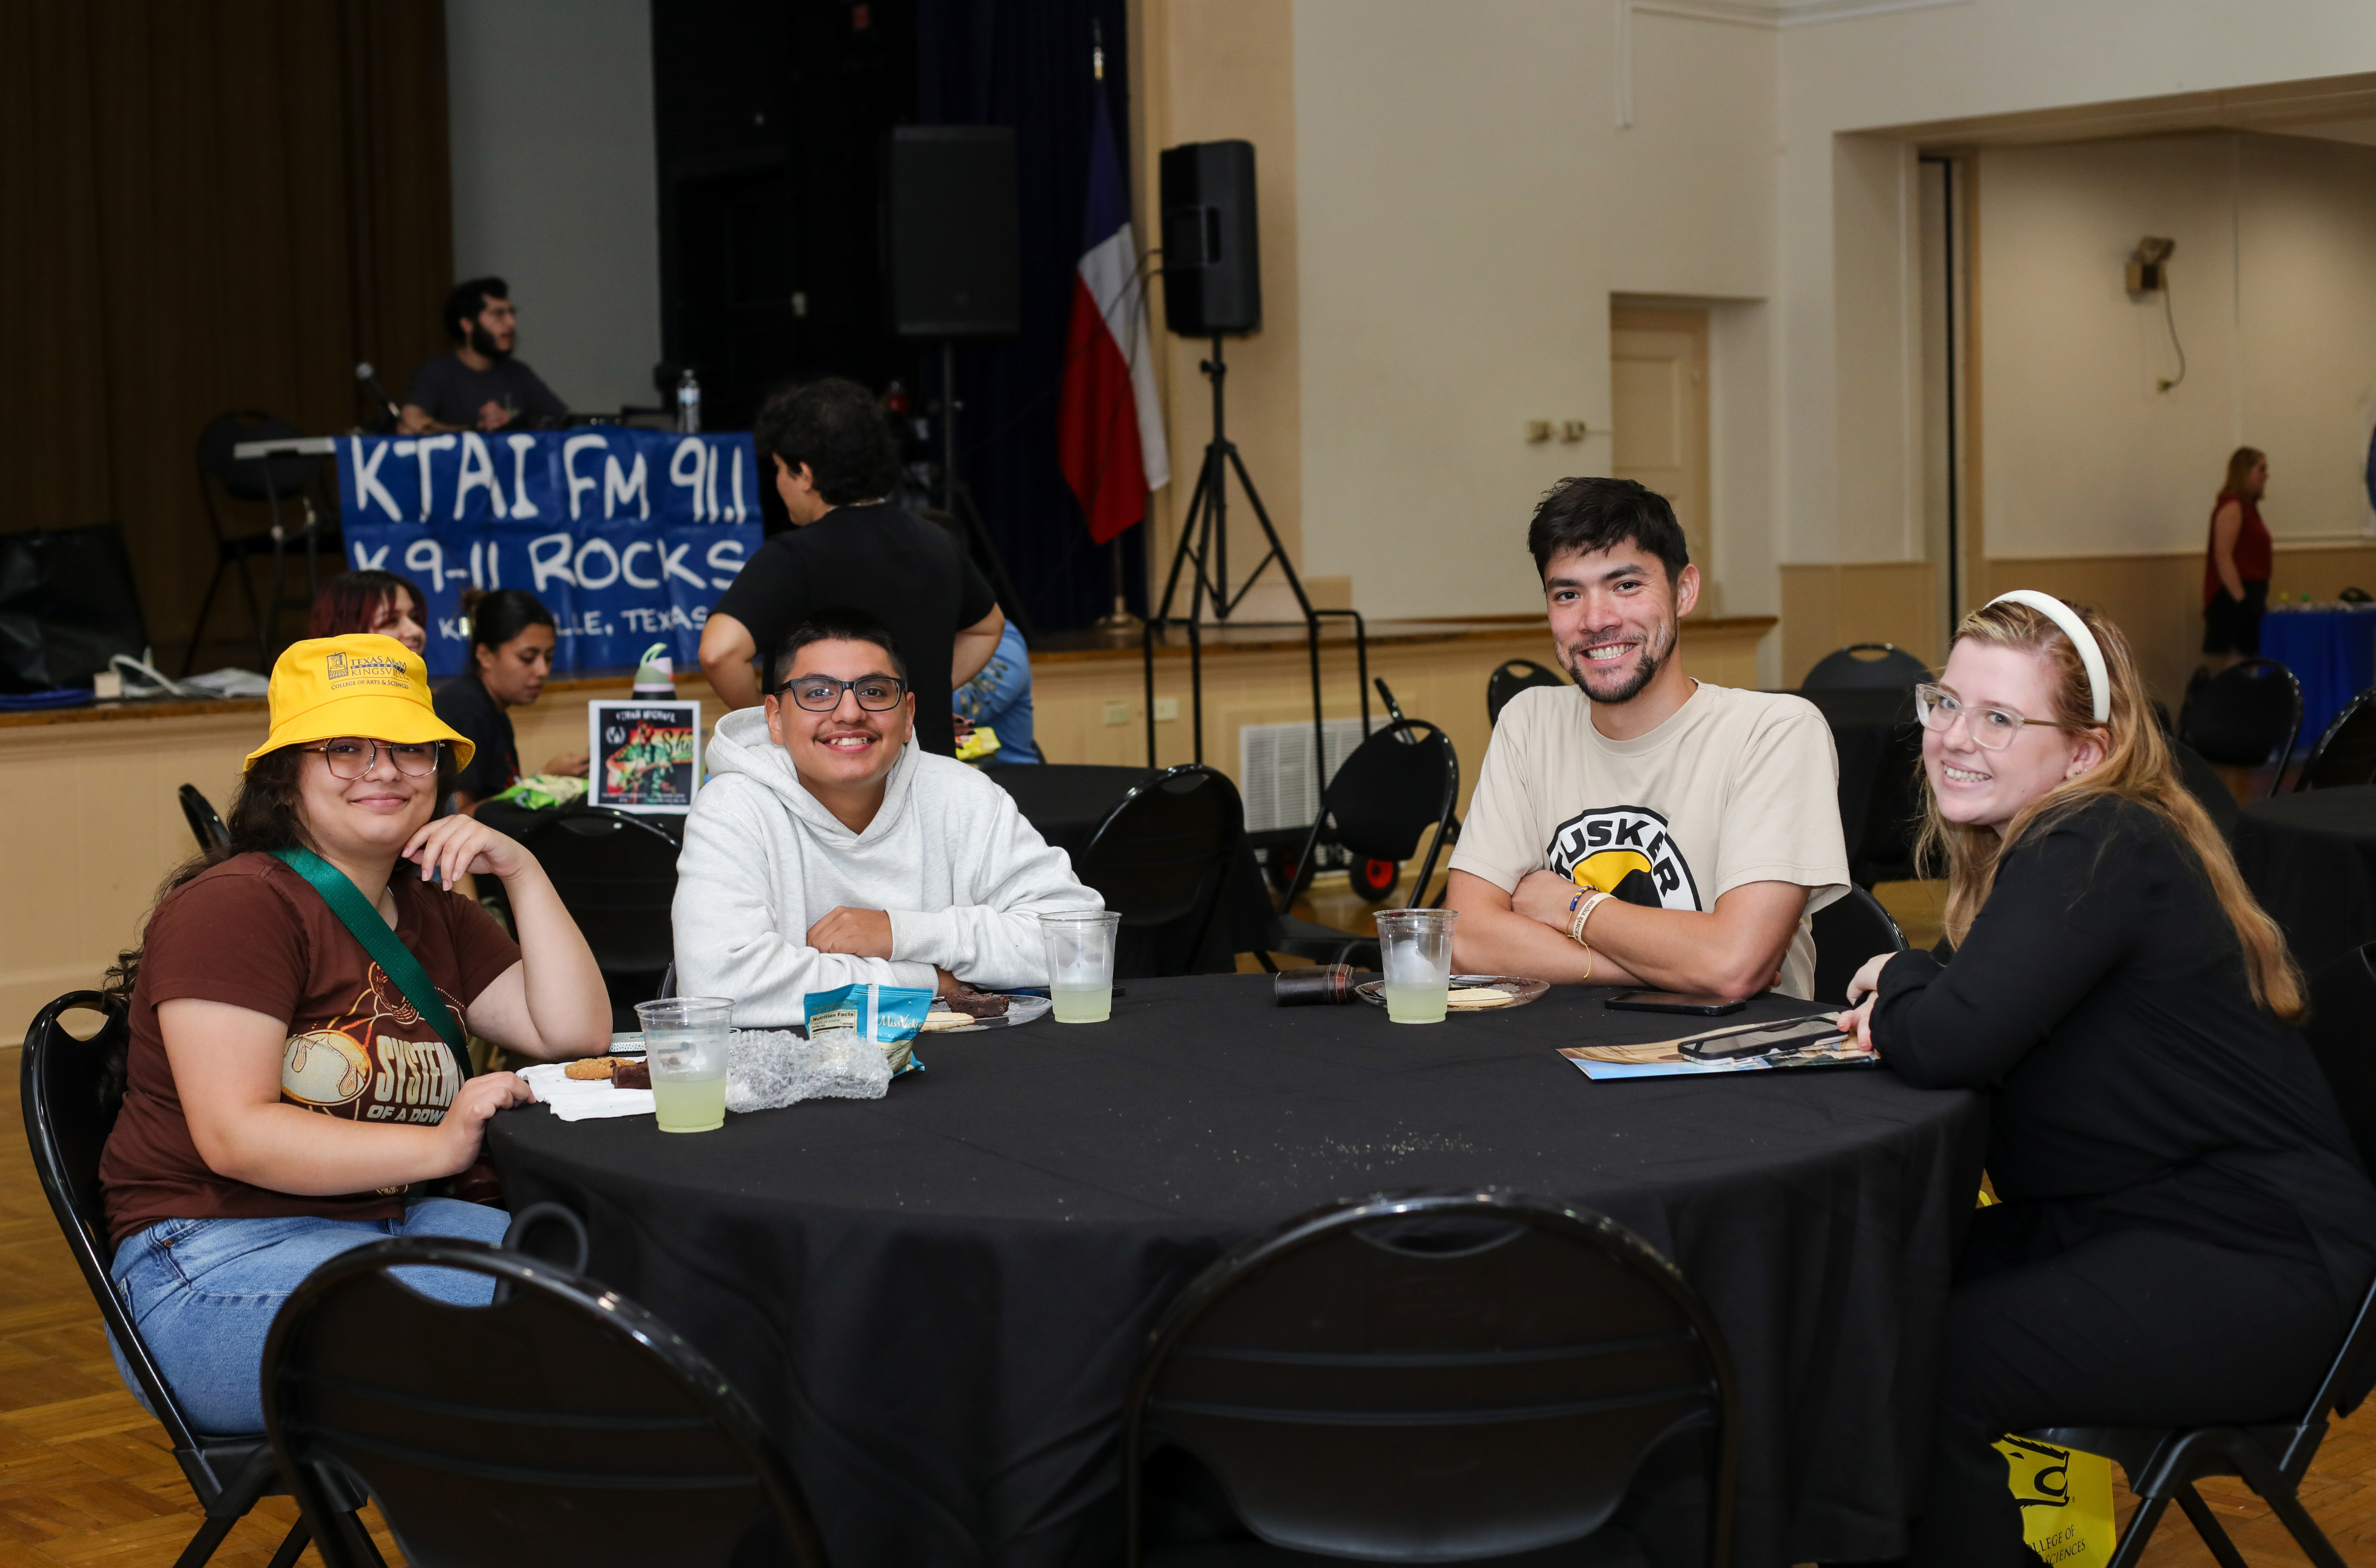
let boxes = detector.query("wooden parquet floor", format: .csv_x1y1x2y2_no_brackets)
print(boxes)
4,1045,2376,1568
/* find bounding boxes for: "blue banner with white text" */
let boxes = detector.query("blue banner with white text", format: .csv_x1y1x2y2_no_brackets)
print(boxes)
335,431,760,678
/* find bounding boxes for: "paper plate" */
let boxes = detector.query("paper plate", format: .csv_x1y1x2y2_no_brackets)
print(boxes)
1354,975,1550,1012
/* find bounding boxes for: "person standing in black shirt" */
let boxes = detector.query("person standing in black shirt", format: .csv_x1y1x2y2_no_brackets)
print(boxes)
700,378,1004,759
1837,593,2376,1568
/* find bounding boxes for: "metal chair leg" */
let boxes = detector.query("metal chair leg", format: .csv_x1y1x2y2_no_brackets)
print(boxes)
2174,1485,2252,1568
332,1507,391,1567
2264,1489,2350,1568
170,1514,237,1568
263,1517,313,1568
2106,1491,2171,1568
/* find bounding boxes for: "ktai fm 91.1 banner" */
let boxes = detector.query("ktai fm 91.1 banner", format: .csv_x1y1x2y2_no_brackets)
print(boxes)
335,430,762,678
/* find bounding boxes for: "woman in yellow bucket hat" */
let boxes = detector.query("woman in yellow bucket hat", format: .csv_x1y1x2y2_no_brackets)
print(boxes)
91,634,613,1434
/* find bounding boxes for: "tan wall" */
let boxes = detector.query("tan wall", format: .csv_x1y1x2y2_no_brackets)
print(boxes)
1129,0,1303,605
1781,545,2376,704
1780,562,1943,687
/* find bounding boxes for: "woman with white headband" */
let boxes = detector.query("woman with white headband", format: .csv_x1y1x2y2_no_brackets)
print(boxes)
1837,591,2376,1567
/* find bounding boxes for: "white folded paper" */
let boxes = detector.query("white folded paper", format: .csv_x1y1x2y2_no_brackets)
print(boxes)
519,1062,655,1121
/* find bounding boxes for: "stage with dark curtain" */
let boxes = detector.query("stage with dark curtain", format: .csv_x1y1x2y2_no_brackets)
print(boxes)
917,0,1151,637
0,0,456,665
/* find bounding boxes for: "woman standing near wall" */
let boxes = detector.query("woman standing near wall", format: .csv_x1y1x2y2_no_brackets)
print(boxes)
2203,446,2273,669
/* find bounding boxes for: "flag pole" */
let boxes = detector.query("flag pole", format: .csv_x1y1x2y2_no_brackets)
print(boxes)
1090,16,1145,637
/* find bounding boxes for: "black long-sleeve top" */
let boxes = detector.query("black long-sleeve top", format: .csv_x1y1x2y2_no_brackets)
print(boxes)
1874,795,2376,1304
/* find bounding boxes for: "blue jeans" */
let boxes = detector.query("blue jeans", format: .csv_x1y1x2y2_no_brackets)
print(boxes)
108,1199,512,1435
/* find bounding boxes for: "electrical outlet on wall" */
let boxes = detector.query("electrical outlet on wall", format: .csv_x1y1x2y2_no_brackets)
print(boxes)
1102,699,1132,726
1153,697,1179,722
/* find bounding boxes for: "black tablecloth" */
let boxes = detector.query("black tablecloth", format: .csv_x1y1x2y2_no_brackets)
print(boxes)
2235,784,2376,978
988,763,1280,969
489,976,1986,1567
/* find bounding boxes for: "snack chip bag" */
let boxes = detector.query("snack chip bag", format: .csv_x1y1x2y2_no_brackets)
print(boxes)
803,983,933,1075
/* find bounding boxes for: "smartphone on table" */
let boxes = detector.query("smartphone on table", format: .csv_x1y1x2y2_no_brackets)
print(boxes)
1605,991,1747,1017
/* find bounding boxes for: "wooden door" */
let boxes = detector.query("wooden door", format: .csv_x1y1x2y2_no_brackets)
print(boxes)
1610,307,1712,601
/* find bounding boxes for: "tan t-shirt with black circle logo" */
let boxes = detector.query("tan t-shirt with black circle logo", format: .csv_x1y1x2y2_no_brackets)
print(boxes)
1449,681,1851,998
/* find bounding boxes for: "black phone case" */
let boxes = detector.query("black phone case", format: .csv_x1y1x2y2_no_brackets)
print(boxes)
1605,995,1748,1017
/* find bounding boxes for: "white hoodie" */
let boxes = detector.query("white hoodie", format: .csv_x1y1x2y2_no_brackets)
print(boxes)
672,708,1100,1024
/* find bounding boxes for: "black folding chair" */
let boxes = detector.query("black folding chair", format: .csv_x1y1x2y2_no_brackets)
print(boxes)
1802,643,1932,690
1123,1188,1737,1567
2171,738,2241,839
260,1235,828,1568
2020,947,2376,1568
2179,659,2303,795
1271,719,1460,968
515,806,682,1028
1076,765,1246,979
2303,944,2376,1182
2296,688,2376,792
1847,706,1927,889
188,412,340,676
21,991,376,1568
1486,658,1568,728
179,784,230,854
1808,884,1906,1006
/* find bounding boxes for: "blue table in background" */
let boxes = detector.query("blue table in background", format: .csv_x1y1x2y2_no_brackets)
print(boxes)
2261,604,2376,752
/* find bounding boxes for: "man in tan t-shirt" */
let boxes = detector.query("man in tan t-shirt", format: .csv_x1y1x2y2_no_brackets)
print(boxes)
1447,477,1849,998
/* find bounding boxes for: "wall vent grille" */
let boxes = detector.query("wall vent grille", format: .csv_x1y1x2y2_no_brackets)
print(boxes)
1238,717,1376,834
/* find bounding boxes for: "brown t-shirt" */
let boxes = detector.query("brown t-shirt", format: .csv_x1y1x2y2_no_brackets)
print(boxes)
99,852,522,1244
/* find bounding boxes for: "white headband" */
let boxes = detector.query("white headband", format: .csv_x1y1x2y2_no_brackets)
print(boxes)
1986,590,2111,723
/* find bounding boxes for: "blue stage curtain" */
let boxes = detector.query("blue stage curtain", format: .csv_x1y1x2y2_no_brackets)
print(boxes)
917,0,1149,636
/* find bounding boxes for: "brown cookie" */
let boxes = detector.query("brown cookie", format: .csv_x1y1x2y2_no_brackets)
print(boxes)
940,988,1010,1020
613,1059,651,1090
564,1056,620,1081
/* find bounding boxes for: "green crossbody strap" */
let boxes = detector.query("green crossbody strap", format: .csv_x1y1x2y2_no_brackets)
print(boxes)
273,847,474,1081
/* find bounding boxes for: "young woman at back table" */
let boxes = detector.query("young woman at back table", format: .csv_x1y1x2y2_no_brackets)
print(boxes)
1836,592,2376,1567
434,587,589,812
96,634,611,1434
309,569,427,655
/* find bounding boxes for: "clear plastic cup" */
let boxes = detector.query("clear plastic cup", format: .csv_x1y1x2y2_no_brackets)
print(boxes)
1039,910,1121,1023
1373,909,1459,1024
633,996,733,1132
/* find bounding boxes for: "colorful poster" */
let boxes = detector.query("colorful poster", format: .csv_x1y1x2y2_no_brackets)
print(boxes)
589,700,702,814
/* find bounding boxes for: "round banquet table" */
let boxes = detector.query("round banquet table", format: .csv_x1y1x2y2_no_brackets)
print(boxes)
487,977,1986,1568
2234,784,2376,979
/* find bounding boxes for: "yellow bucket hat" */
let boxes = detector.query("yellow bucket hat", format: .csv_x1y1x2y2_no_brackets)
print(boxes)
245,635,475,769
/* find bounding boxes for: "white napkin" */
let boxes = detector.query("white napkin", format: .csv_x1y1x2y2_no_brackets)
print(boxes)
519,1061,655,1121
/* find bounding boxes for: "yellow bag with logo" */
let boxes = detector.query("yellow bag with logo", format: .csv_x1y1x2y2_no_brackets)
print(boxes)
1995,1433,2118,1568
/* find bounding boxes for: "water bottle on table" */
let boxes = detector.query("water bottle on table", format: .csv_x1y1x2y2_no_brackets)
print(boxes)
677,368,702,433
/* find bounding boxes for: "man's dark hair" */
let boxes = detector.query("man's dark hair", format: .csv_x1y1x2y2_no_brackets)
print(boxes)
1527,477,1689,582
752,378,901,505
443,276,508,342
770,605,908,691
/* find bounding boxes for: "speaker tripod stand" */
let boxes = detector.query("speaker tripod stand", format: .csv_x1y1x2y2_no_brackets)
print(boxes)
1142,336,1368,804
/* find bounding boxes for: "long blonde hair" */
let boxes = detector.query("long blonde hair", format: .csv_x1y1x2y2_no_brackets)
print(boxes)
1917,597,2304,1020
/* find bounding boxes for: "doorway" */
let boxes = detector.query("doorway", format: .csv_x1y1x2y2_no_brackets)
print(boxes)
1610,307,1714,609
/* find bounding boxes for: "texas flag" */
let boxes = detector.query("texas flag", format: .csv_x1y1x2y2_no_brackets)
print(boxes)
1057,95,1169,544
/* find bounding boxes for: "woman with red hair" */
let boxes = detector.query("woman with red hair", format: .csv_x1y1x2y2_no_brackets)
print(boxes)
309,570,426,655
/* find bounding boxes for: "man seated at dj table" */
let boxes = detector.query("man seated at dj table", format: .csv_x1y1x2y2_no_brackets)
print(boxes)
399,275,568,434
673,606,1097,1023
1446,476,1851,1000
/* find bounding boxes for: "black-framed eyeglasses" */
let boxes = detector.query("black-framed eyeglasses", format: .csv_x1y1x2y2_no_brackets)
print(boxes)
773,674,910,713
303,738,443,779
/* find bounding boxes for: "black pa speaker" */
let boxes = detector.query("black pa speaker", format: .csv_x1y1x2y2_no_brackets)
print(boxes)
1159,140,1261,337
884,127,1020,338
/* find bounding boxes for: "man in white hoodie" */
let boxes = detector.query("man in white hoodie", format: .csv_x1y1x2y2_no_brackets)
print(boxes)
673,607,1100,1025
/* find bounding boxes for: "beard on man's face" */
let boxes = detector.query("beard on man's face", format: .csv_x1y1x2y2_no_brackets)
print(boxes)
469,321,512,361
1560,616,1676,705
